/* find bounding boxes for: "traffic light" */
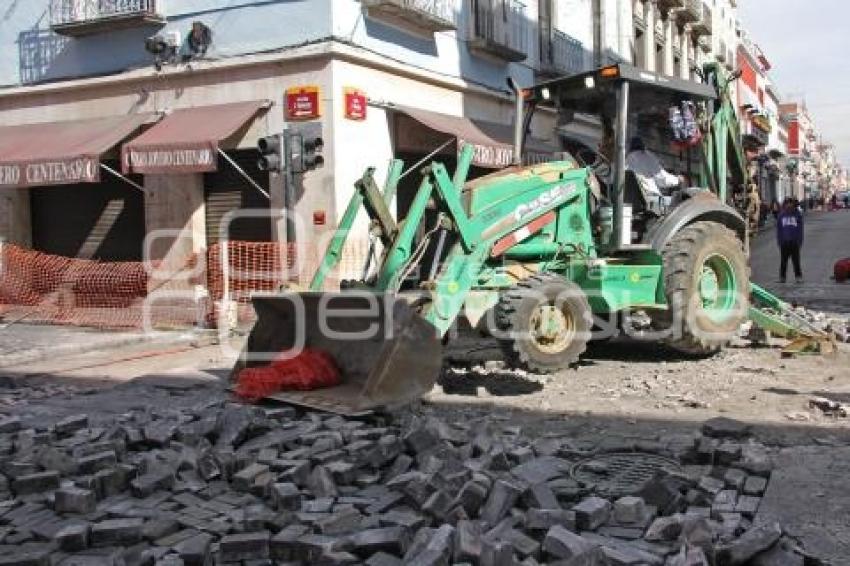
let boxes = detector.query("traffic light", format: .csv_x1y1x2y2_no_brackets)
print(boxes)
285,126,325,174
302,134,325,171
257,134,283,172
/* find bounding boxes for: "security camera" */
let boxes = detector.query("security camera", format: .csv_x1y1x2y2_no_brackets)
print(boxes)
145,32,180,71
145,35,169,55
187,21,212,58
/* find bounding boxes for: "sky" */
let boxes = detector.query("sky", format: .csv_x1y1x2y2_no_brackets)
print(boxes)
737,0,850,167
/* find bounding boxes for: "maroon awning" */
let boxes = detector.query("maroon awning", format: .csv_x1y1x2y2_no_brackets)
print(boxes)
122,100,269,175
394,105,558,169
0,114,155,188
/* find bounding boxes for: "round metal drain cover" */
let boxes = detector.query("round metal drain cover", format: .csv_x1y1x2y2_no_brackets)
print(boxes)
570,452,681,498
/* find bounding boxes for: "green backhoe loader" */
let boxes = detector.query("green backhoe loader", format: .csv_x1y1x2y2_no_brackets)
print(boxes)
234,62,820,415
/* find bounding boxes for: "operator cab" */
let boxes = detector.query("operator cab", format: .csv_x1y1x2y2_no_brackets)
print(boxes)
523,63,718,249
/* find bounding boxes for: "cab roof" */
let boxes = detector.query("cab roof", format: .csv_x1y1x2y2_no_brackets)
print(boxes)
528,63,718,115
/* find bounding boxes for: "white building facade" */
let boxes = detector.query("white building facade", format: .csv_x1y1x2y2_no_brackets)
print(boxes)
0,0,596,291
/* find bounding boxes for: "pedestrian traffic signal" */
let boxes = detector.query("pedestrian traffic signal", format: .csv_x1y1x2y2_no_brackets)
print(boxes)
257,134,283,172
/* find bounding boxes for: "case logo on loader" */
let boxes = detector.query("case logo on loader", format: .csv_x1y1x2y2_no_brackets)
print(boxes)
514,183,576,222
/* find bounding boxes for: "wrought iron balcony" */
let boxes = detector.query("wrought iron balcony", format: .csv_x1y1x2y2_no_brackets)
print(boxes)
655,17,666,43
690,2,712,36
657,0,685,13
50,0,165,36
675,0,701,24
363,0,457,34
633,0,646,30
538,30,584,78
698,35,711,53
726,48,735,70
468,0,528,62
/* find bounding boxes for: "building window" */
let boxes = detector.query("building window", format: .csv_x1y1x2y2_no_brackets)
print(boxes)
656,42,664,73
634,29,645,68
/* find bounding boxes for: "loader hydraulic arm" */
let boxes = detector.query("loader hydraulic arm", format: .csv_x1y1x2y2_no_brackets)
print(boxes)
701,63,749,205
310,160,403,291
311,142,590,337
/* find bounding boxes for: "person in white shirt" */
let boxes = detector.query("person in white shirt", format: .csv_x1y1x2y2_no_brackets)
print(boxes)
625,137,681,198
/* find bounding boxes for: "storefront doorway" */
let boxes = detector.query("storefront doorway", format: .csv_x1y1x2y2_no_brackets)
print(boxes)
30,162,145,261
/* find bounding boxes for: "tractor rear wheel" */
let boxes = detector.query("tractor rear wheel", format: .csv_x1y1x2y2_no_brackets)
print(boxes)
654,221,749,356
496,274,593,373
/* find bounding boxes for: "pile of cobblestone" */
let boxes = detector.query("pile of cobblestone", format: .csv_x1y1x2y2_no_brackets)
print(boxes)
746,305,850,344
789,307,850,343
0,404,815,565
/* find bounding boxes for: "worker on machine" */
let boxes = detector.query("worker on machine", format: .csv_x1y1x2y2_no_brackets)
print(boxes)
625,136,681,199
747,177,761,237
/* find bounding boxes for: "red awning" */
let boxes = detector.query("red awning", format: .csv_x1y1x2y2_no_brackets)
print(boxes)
122,100,269,175
0,114,155,188
394,105,558,169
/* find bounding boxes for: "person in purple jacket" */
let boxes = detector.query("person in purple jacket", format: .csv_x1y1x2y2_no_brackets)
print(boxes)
776,198,804,283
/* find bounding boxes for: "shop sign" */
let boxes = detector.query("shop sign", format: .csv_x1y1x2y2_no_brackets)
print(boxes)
123,145,217,174
0,156,100,188
286,86,321,121
752,114,772,134
463,139,514,169
344,88,367,121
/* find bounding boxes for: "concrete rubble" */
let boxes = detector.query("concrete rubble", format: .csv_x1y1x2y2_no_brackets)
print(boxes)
0,398,821,566
756,306,850,344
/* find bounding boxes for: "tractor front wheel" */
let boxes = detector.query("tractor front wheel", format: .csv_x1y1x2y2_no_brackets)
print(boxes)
654,221,750,356
496,274,593,373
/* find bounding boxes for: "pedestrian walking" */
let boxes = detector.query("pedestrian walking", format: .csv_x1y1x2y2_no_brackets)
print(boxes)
777,197,804,284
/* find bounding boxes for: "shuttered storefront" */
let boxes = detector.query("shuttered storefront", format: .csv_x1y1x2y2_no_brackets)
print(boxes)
204,151,272,246
30,164,145,261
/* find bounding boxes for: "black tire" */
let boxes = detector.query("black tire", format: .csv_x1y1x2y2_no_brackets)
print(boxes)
495,273,593,373
654,221,750,356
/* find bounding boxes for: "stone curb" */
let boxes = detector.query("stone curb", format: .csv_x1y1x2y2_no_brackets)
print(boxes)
0,328,219,369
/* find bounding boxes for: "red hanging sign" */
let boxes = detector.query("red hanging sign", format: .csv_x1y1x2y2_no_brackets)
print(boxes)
286,86,321,121
344,88,367,121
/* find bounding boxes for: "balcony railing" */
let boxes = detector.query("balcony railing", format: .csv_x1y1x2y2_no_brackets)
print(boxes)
539,29,584,77
697,35,711,53
690,2,712,36
50,0,164,36
657,0,685,13
363,0,457,34
655,17,665,43
633,0,646,30
468,0,528,62
675,0,701,24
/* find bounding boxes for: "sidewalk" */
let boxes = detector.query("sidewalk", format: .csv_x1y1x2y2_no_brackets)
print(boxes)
0,324,213,369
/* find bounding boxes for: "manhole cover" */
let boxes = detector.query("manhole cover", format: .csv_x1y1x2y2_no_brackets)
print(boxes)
570,452,681,498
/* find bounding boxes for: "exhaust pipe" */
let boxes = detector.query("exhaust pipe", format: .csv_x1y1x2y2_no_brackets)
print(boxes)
507,78,523,167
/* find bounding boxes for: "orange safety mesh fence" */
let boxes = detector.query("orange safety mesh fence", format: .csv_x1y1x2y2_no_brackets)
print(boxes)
0,237,373,330
0,243,199,329
205,238,372,326
205,241,295,326
234,348,341,401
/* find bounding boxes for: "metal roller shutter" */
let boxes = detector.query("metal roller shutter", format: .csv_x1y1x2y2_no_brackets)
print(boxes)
30,163,145,261
204,150,272,245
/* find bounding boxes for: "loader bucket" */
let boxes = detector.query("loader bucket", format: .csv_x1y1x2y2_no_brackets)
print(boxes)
232,292,443,415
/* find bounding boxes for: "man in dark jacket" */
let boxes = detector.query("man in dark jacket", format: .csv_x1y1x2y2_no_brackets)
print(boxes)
777,198,804,283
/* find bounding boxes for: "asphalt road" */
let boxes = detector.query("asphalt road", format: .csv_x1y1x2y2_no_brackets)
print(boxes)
751,209,850,313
